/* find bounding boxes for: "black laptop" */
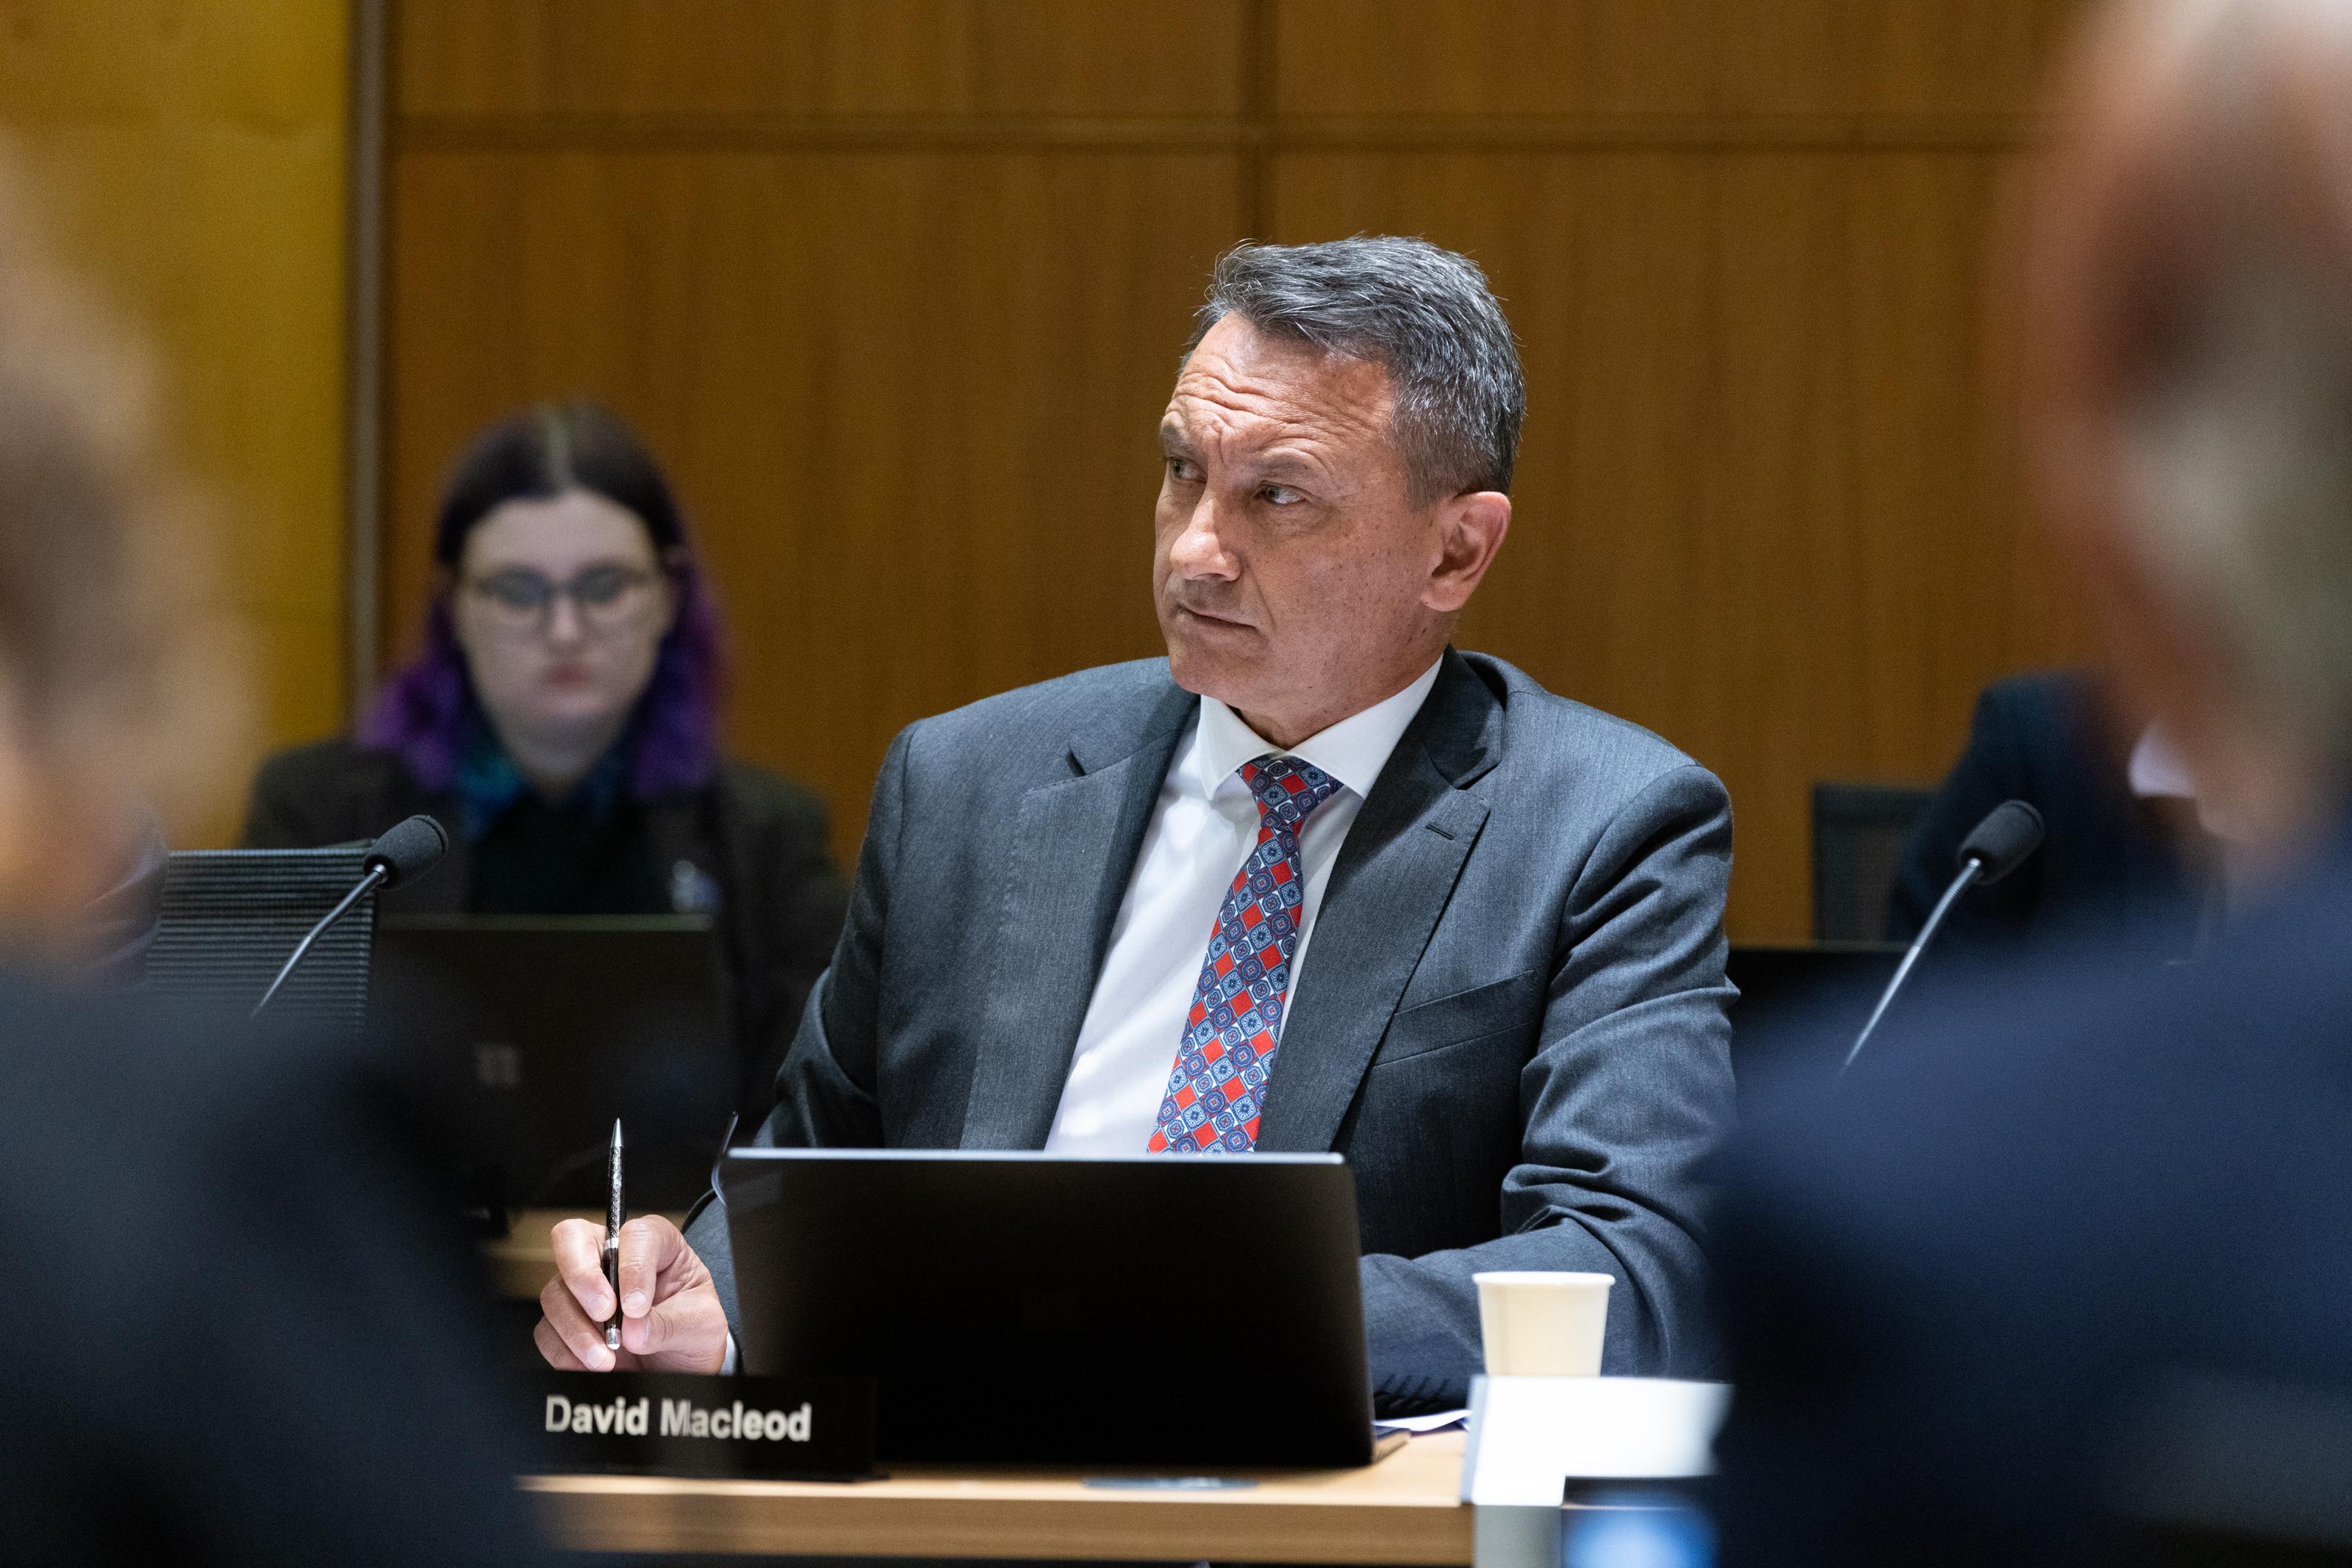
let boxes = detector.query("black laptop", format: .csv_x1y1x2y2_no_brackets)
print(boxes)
721,1148,1374,1467
372,916,736,1212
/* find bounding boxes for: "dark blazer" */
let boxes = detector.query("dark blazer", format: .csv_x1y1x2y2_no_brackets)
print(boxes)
691,650,1738,1412
1714,825,2352,1564
244,738,849,1121
1,977,547,1565
1890,670,2200,961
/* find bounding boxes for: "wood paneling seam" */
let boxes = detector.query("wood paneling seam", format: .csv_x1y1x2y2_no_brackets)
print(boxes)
392,111,2042,156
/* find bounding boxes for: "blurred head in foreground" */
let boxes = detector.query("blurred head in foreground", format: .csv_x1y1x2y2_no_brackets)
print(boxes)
0,162,243,954
2026,0,2352,878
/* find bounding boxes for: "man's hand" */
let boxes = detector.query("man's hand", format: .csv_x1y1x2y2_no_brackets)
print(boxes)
534,1215,728,1373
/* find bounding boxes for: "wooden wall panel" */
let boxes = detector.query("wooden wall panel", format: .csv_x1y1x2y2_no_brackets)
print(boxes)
387,148,1238,836
1,0,348,846
384,0,2095,940
1266,148,2087,937
395,0,1246,119
1272,0,2076,117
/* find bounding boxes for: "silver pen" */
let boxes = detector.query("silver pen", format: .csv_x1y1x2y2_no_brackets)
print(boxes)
603,1118,625,1353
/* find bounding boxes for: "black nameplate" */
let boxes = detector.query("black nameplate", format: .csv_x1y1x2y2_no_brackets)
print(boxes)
529,1370,875,1480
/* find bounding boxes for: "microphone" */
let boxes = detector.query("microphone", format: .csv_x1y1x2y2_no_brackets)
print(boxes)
253,814,448,1016
1840,799,2044,1073
361,813,450,891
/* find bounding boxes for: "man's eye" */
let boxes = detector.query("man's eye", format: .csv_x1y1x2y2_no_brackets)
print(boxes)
1166,456,1202,483
1261,484,1304,506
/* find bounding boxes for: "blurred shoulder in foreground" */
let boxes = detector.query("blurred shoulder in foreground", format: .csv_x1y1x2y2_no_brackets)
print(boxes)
1715,841,2352,1563
1,982,547,1564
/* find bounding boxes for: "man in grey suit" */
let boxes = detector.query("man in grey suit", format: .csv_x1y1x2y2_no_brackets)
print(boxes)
536,236,1736,1411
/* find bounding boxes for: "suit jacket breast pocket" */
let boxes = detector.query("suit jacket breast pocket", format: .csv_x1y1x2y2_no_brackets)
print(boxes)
1370,968,1545,1068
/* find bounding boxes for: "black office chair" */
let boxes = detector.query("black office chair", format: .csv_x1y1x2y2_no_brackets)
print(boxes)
1811,783,1935,943
144,846,379,1035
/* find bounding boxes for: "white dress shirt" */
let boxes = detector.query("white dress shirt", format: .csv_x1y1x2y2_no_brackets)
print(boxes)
1042,658,1444,1154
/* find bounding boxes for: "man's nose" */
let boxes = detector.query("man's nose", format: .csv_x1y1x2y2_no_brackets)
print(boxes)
1168,495,1240,580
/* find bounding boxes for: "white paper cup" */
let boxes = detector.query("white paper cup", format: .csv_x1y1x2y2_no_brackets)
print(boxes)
1473,1270,1613,1376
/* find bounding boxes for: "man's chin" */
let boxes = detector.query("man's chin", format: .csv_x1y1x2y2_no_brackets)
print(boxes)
1162,642,1263,709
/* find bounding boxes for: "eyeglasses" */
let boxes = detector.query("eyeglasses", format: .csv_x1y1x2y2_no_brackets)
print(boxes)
461,564,661,634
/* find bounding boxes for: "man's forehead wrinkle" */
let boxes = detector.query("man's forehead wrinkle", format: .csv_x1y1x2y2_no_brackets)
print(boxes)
1173,405,1355,481
1169,364,1390,455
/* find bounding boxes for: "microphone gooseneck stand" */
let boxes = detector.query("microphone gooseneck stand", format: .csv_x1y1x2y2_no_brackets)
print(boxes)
1840,797,2046,1076
251,813,449,1018
252,864,387,1015
1840,859,1981,1073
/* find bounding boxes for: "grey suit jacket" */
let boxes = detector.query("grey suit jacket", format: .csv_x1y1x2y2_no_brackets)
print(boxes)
689,649,1736,1411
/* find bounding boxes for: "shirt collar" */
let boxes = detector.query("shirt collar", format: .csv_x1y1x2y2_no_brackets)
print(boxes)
1188,658,1445,803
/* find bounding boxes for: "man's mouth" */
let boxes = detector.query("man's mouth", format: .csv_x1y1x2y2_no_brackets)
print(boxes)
1173,603,1252,631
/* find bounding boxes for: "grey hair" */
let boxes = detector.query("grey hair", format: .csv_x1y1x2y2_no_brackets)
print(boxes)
1190,236,1526,504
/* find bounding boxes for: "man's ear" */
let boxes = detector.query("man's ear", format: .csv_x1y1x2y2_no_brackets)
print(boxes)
1423,490,1511,614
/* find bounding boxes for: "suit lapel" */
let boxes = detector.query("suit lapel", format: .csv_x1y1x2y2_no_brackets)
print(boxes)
960,679,1196,1148
1256,651,1501,1152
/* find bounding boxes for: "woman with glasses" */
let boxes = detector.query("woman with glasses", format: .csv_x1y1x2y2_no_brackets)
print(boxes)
244,401,846,1121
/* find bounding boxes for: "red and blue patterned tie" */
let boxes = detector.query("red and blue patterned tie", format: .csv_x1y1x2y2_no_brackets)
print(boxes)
1149,754,1344,1154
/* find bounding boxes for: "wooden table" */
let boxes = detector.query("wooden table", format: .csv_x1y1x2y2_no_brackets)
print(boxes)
523,1429,1473,1562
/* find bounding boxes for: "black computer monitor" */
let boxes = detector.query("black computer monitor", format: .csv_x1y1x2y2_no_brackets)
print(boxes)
373,916,736,1211
722,1148,1374,1467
